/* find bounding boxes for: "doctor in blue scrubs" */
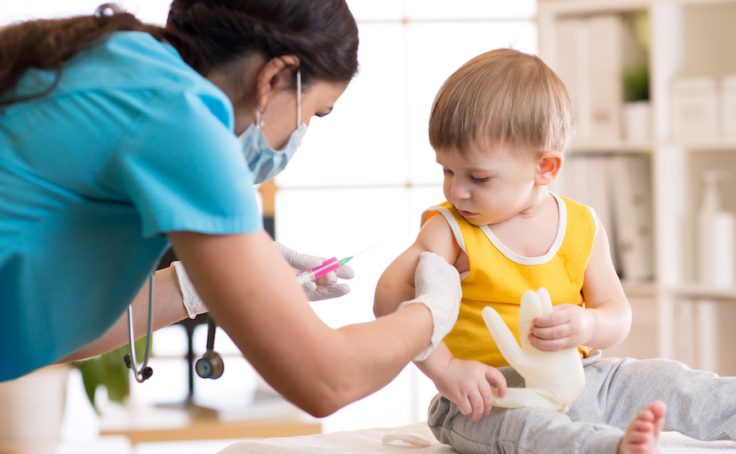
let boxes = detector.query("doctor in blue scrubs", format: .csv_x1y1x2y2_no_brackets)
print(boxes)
0,0,461,416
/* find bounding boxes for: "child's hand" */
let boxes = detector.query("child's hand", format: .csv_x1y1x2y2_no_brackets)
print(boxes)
433,358,507,422
528,304,594,351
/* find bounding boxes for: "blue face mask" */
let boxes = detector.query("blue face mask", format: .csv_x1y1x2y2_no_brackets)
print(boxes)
238,70,307,184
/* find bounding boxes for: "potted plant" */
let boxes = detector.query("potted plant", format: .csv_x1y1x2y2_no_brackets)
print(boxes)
73,338,147,411
622,64,651,142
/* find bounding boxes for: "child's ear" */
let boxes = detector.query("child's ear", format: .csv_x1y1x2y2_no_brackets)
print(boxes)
534,151,563,185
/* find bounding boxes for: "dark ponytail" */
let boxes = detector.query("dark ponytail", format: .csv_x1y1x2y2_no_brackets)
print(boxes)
0,0,358,108
0,4,190,108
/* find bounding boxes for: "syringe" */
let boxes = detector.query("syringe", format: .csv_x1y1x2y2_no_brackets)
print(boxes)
296,255,354,285
295,244,377,285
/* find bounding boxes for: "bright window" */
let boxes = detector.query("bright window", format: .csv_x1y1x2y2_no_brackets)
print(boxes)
276,0,537,432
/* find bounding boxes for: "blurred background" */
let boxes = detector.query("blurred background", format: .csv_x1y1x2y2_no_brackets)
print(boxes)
2,0,736,452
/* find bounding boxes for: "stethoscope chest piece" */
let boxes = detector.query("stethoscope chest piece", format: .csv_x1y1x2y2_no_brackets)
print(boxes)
195,317,224,380
125,273,225,384
195,351,224,379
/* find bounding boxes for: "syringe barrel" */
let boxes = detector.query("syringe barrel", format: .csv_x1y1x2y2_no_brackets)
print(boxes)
295,257,340,284
309,257,339,280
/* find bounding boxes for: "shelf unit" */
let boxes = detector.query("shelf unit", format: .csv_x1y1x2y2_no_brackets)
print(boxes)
538,0,736,374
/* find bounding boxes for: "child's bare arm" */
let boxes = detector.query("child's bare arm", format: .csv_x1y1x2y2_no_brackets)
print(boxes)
530,222,632,351
579,221,632,348
374,215,459,317
375,214,507,422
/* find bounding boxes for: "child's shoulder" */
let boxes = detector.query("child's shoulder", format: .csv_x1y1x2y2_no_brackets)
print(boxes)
415,206,464,267
420,201,455,226
557,193,588,209
556,194,597,224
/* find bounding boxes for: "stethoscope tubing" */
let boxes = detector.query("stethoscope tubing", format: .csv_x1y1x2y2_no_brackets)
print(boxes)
126,273,155,383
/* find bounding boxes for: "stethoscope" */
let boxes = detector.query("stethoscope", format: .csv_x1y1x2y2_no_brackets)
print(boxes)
124,273,224,382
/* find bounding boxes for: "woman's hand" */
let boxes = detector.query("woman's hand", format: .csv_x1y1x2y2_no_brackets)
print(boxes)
275,242,354,301
433,358,507,422
528,304,594,351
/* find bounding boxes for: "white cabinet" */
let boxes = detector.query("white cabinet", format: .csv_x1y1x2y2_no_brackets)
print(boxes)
539,0,736,374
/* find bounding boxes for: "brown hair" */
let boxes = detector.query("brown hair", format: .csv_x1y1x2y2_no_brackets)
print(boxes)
428,48,573,155
0,0,359,108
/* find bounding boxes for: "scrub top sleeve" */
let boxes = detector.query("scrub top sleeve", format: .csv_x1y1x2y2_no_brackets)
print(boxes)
112,90,262,237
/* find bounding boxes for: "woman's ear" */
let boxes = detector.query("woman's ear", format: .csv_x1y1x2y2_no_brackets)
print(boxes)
534,151,563,186
255,55,300,112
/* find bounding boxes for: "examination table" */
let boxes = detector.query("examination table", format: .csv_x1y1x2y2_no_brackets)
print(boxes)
219,420,736,453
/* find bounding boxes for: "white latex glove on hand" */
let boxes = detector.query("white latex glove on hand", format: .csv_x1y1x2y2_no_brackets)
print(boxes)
275,242,354,301
400,251,462,361
482,288,585,412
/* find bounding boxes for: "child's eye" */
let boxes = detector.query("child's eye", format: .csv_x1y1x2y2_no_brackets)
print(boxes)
470,175,490,183
442,168,454,176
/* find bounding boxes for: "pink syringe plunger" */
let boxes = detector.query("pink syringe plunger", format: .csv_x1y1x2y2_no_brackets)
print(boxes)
296,256,353,284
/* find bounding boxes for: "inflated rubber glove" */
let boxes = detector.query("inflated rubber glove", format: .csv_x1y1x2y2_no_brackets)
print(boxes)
482,288,585,412
275,242,355,302
399,252,462,361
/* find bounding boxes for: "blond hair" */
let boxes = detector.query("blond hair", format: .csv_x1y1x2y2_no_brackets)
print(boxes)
429,48,573,155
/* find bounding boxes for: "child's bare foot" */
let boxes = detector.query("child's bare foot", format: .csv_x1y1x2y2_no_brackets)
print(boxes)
619,401,666,454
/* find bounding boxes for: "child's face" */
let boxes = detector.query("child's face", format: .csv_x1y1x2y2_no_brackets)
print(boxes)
436,143,540,226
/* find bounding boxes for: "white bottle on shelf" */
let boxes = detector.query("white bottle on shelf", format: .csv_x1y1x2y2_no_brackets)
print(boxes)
697,170,735,287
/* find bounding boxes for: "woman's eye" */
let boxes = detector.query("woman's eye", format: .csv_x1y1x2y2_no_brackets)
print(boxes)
442,168,453,176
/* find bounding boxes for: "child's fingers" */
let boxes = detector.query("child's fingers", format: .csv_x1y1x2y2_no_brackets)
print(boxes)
528,333,571,352
532,311,564,328
478,382,494,417
455,393,472,416
467,390,484,422
530,322,571,340
485,367,507,397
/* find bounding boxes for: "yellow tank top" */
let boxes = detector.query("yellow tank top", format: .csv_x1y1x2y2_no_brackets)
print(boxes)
422,195,597,368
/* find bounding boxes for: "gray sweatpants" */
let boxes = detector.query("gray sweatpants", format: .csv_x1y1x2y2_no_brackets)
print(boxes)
428,354,736,453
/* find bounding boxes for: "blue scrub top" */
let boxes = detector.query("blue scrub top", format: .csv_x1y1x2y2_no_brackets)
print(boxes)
0,32,263,381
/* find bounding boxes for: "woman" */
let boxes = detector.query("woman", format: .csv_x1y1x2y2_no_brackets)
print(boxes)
0,0,461,416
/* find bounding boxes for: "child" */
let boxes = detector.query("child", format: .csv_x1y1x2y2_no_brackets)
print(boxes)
374,48,736,454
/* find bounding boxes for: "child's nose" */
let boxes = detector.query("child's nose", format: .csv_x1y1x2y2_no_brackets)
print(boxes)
449,180,471,199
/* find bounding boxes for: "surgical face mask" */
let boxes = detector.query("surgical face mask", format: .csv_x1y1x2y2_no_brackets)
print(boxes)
238,70,307,184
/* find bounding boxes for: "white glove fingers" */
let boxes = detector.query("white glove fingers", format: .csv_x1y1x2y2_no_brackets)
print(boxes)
521,290,543,318
305,283,350,301
482,306,523,364
301,280,318,294
291,254,324,271
316,271,338,285
335,264,355,279
536,287,554,314
275,241,323,270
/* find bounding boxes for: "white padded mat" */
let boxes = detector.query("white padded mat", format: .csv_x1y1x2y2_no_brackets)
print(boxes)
219,421,736,453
